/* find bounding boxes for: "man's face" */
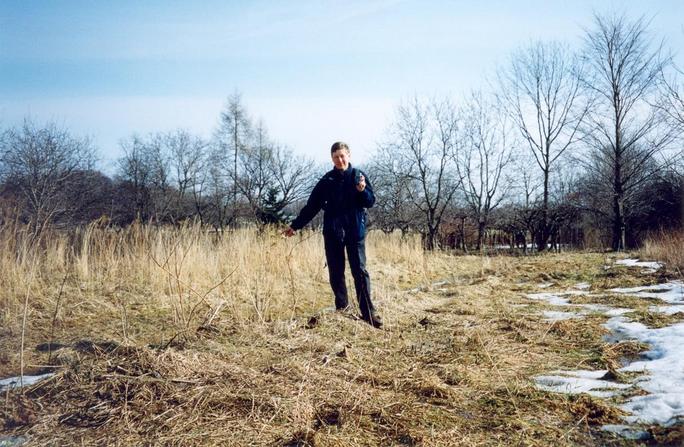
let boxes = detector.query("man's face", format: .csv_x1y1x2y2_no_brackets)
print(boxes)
331,148,350,170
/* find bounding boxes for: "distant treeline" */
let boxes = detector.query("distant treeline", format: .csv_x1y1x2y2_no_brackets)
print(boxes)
1,13,683,251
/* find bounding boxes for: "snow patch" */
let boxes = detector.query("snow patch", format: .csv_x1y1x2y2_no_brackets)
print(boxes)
531,276,684,432
648,305,684,315
601,424,650,440
615,259,663,273
0,373,54,391
535,370,630,398
610,281,684,304
605,317,684,425
527,292,572,306
542,310,582,321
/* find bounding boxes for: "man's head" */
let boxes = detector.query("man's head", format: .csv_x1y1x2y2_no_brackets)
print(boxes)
331,141,350,170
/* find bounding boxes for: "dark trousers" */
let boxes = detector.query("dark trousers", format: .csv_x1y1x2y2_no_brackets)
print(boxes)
324,236,375,319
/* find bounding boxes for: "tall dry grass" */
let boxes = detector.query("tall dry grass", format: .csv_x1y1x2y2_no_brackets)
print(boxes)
0,222,428,340
7,223,683,445
640,229,684,275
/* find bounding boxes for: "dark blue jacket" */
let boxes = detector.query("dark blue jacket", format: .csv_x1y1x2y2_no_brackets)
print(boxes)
290,164,375,241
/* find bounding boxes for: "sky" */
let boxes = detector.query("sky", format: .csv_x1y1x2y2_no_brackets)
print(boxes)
1,0,683,173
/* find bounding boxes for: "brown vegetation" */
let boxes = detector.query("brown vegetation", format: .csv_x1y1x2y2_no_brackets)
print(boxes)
1,224,682,446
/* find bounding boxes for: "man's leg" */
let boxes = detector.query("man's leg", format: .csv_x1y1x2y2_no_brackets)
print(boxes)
346,238,376,321
324,236,349,310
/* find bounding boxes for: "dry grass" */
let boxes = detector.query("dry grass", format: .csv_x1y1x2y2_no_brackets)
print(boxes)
0,224,682,446
640,229,684,276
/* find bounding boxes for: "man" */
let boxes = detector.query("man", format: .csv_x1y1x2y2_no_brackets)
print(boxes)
284,141,382,328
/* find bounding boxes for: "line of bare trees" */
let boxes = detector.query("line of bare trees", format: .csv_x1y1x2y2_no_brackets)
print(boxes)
1,13,682,250
0,93,317,234
369,13,683,251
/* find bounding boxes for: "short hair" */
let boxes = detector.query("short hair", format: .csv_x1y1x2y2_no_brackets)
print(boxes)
330,141,349,154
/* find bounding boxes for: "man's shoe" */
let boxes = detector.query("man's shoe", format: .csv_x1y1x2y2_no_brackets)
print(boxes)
336,305,352,313
364,311,383,329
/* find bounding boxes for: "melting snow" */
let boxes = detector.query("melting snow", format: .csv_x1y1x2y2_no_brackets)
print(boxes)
0,373,53,391
527,292,572,306
530,273,684,431
534,370,630,398
601,424,650,440
648,305,684,315
526,290,589,307
574,282,591,290
542,310,582,321
615,259,663,273
604,317,684,425
610,281,684,304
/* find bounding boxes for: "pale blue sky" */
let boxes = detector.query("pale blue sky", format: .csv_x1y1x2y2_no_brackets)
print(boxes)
1,0,683,171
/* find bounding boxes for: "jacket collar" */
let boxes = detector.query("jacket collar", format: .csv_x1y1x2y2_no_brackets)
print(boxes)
331,163,353,178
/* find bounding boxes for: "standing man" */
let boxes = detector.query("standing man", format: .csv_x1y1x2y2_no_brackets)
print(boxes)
284,142,382,328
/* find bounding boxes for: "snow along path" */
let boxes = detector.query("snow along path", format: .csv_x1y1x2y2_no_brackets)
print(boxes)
528,262,684,430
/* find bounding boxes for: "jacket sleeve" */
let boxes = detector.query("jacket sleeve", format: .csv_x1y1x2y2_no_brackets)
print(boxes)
357,170,375,208
290,179,326,230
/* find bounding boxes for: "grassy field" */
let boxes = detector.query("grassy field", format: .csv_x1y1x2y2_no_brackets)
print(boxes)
1,224,683,446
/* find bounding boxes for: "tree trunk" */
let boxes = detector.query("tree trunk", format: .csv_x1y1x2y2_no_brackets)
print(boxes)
476,220,486,253
459,216,468,253
537,167,550,252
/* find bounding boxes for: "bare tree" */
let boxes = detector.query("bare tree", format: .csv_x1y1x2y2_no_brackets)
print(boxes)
236,120,274,223
660,64,684,133
117,133,173,223
215,92,251,224
456,91,515,252
166,129,208,223
581,13,676,250
498,41,588,251
205,142,232,231
381,97,461,249
269,145,316,223
0,119,95,234
367,148,421,235
146,134,173,222
237,121,315,225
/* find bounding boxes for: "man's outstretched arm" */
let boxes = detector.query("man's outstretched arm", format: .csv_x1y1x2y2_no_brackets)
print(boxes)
283,180,325,236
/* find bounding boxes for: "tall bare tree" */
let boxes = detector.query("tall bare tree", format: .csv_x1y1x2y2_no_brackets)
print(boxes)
237,120,274,223
118,135,153,222
146,134,172,222
456,91,515,251
166,129,207,223
215,92,251,224
581,13,675,250
367,148,421,235
498,41,588,251
381,97,461,249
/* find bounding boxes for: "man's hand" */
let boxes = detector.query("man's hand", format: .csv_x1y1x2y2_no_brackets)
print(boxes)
282,227,296,237
356,174,366,192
